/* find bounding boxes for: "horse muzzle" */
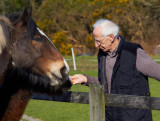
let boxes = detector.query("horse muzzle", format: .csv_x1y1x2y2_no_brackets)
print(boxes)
60,67,72,89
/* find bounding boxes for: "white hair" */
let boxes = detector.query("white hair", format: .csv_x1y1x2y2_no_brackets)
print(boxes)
93,19,119,37
0,16,11,54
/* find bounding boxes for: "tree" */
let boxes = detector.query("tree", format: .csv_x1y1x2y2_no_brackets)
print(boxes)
0,0,31,14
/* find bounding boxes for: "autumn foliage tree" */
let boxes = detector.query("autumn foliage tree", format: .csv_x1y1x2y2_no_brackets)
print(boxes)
1,0,160,55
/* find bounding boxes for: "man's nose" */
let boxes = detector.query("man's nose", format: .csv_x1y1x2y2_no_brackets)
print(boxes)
95,42,99,48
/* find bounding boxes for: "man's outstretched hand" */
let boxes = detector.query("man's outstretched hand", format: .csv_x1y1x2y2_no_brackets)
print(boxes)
69,74,87,85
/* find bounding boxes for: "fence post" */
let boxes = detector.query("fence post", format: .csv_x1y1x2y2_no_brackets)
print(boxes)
71,48,76,70
89,84,105,121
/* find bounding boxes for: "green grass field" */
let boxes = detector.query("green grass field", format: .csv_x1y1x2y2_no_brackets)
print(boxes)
24,55,160,121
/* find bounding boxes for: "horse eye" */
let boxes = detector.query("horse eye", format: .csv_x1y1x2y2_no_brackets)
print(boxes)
34,38,41,42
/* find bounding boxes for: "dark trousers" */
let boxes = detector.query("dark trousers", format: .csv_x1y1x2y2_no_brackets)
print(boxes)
105,106,153,121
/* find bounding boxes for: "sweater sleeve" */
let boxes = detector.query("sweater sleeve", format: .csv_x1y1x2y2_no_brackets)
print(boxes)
82,75,100,86
136,48,160,81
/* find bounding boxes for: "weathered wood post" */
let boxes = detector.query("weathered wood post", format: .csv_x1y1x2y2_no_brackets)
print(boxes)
89,84,105,121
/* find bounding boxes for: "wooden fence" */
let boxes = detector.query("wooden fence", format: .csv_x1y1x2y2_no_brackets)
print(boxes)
32,84,160,121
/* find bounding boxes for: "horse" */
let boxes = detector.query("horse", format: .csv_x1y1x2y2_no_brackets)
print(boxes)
0,7,72,121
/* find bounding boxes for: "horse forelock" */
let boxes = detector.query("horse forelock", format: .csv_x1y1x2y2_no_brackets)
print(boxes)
0,16,11,54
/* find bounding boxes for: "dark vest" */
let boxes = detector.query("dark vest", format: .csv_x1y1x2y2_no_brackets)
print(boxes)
98,36,152,121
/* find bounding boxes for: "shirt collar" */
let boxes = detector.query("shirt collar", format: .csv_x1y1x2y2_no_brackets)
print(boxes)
107,37,121,57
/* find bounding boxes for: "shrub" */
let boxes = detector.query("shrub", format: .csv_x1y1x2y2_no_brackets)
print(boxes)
52,31,72,55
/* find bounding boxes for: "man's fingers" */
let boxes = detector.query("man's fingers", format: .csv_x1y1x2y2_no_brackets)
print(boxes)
70,74,81,79
69,75,73,79
69,74,85,84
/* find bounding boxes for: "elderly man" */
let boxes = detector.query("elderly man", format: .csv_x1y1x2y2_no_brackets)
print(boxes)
70,19,160,121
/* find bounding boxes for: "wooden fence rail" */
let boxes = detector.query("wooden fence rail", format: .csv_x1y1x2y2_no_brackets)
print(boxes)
32,84,160,121
32,91,89,104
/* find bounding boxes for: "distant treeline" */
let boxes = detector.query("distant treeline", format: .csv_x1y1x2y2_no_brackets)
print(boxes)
1,0,160,55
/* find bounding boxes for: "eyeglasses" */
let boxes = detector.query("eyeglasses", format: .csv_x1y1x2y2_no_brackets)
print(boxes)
94,37,106,46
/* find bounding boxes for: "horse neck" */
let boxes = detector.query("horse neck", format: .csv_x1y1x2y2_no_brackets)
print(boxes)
0,48,11,85
0,49,14,120
0,90,32,121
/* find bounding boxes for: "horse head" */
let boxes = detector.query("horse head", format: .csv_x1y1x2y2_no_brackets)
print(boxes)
0,7,72,95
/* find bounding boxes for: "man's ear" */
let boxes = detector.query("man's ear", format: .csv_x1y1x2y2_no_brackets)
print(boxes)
109,34,114,39
109,34,114,43
14,7,30,26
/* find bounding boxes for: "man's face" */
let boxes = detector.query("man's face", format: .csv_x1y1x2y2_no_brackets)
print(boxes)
93,27,113,52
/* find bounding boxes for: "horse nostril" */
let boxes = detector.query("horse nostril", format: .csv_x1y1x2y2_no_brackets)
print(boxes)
60,67,69,79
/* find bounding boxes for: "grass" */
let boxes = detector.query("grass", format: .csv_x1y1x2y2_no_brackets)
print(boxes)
24,55,160,121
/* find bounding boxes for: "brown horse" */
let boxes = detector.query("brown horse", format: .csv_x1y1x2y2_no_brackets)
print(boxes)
0,7,72,121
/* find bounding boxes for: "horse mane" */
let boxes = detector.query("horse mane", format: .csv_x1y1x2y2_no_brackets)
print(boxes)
0,16,12,54
2,67,67,95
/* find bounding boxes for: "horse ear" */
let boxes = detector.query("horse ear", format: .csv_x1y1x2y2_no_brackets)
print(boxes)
16,7,30,26
29,6,32,17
